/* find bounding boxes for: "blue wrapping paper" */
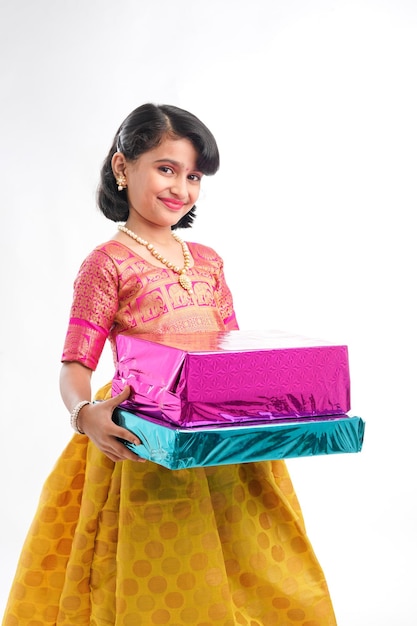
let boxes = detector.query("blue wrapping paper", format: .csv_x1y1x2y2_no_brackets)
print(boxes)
113,409,365,469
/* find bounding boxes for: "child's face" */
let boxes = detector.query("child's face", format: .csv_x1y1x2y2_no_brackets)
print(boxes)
122,137,203,230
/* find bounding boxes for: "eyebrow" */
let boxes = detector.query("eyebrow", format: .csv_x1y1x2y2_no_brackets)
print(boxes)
154,158,201,172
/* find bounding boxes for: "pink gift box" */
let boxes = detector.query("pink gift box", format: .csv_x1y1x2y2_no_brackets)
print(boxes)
112,330,351,427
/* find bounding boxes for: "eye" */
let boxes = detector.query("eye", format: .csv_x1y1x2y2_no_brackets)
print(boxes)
188,173,202,182
158,165,174,174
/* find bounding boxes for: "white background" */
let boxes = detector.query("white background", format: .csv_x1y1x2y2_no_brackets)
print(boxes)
0,1,416,624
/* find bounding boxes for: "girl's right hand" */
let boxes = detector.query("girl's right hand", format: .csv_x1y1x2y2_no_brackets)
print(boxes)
77,386,146,463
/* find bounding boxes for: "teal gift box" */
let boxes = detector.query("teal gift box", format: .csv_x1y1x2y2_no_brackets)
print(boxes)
113,409,365,470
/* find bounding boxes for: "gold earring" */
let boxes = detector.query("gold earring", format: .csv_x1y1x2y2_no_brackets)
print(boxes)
116,175,127,191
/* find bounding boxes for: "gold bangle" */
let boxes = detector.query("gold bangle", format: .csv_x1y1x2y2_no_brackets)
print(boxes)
70,400,90,434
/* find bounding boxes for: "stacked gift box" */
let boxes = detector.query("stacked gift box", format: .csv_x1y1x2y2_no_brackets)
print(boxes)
112,330,365,469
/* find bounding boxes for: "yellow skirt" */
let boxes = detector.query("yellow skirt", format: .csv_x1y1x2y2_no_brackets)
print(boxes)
3,385,336,626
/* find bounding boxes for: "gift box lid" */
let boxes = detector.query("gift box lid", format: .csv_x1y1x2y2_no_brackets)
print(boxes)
115,330,350,416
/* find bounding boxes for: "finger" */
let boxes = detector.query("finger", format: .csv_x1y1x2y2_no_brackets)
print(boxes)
105,450,144,463
106,438,146,463
113,385,131,404
112,424,142,447
124,449,147,463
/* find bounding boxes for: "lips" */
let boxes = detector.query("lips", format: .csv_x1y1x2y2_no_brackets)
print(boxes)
159,197,185,211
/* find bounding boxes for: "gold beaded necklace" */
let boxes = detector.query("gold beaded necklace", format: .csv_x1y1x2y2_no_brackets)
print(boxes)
118,224,193,295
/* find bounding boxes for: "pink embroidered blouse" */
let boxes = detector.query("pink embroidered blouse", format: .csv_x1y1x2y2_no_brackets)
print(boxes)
62,240,238,370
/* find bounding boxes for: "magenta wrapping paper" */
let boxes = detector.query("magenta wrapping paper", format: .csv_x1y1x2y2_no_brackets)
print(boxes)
112,330,351,427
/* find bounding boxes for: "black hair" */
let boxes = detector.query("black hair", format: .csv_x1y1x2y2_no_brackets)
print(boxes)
97,103,220,229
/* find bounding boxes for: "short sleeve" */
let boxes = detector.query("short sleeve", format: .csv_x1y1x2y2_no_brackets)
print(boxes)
61,249,119,369
214,255,239,331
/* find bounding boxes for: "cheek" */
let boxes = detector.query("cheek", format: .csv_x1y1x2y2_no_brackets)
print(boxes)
190,185,200,203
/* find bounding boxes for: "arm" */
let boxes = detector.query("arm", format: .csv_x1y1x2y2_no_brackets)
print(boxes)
61,249,144,462
60,361,144,463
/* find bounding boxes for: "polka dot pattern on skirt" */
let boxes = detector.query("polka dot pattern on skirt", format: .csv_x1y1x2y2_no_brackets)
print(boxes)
2,387,336,626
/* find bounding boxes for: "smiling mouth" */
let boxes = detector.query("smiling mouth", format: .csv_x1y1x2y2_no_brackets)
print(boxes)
159,197,185,210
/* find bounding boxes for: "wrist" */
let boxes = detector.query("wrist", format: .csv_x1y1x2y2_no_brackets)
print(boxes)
70,400,91,434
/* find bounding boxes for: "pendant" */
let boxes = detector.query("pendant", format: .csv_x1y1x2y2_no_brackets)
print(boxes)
179,273,193,294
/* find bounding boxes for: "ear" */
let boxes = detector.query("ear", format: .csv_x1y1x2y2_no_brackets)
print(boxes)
111,152,127,177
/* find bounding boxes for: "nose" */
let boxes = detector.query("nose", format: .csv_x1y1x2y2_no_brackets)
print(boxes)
171,174,189,200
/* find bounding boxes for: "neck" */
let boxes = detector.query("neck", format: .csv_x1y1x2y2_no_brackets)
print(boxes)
117,224,193,296
124,220,176,246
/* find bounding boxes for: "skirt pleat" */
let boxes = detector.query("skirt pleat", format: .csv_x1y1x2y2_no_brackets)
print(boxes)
2,387,336,626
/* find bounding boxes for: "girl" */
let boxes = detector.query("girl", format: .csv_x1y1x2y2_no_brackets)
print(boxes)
2,103,337,626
